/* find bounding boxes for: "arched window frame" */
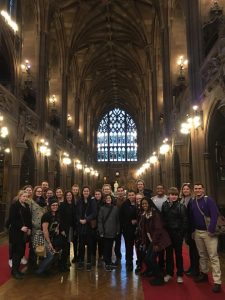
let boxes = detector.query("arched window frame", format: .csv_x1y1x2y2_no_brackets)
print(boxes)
97,108,137,162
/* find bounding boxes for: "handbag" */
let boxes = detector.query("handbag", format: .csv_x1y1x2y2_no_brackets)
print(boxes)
196,197,225,236
33,230,45,257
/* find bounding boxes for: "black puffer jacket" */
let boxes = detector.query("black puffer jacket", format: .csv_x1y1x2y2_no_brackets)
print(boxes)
161,200,188,235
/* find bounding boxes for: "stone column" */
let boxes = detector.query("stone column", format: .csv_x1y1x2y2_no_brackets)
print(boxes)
61,71,68,138
184,0,202,103
160,2,173,135
37,30,48,133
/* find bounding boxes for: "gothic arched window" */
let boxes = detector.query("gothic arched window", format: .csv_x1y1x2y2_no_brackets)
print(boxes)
97,108,137,162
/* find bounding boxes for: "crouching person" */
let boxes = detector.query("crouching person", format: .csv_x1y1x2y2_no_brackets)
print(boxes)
98,195,120,271
35,197,64,276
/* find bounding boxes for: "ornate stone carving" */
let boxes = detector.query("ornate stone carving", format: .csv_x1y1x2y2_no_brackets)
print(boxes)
0,89,14,113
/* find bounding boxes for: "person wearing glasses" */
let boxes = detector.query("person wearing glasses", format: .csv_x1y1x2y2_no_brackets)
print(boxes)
35,197,61,276
162,187,188,284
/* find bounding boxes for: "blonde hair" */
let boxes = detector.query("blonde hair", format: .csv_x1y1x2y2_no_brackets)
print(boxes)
17,190,28,200
179,183,192,198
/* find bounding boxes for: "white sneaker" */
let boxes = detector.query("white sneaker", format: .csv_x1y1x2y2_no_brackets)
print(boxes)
8,259,12,268
21,256,28,265
164,274,172,282
177,276,183,283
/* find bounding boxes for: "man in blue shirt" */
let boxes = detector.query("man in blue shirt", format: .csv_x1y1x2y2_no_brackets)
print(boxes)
189,183,221,293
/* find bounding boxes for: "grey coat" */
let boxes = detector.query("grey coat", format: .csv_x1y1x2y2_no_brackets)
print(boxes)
98,204,120,238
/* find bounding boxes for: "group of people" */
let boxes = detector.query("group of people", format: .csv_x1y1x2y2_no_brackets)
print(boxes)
6,180,222,293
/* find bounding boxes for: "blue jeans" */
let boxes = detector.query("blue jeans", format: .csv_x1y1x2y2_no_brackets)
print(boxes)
36,247,54,274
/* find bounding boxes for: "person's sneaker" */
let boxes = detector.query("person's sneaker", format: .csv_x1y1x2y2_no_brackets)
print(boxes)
105,265,112,272
194,272,208,283
212,283,221,293
11,271,23,280
164,274,172,282
86,263,92,271
8,259,12,268
77,262,84,270
150,277,165,286
184,268,193,276
21,256,28,265
177,276,183,284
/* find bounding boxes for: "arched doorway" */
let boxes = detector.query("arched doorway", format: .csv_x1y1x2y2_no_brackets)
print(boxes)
208,104,225,206
20,141,36,187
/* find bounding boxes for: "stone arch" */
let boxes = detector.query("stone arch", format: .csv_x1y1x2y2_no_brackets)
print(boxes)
206,99,225,205
20,140,36,187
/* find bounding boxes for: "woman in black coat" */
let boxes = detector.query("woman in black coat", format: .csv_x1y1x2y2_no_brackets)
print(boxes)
120,190,138,271
76,186,97,271
8,190,32,279
59,191,76,272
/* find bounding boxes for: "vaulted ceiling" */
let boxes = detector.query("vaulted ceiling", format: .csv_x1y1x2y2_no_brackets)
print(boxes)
52,0,161,119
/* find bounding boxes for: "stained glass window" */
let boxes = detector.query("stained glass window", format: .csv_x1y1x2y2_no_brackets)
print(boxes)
7,0,15,16
97,108,137,162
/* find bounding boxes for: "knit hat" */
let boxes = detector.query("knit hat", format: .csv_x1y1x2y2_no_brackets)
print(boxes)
48,197,58,206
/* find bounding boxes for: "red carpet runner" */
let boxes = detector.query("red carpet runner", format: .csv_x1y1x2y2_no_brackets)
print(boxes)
0,244,11,286
142,246,224,300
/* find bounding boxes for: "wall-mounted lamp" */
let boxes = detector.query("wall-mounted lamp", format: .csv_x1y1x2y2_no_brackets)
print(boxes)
177,56,188,81
0,10,18,32
39,139,51,156
67,114,72,123
76,162,83,170
21,59,32,88
49,95,57,108
84,166,90,173
159,138,170,155
62,152,72,165
180,106,202,134
149,152,158,164
0,115,9,138
21,60,31,74
0,115,10,153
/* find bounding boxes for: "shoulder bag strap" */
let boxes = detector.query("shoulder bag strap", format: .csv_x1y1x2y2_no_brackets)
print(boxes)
195,198,206,217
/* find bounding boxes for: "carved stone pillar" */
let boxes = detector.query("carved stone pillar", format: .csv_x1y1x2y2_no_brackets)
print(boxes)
184,0,202,102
